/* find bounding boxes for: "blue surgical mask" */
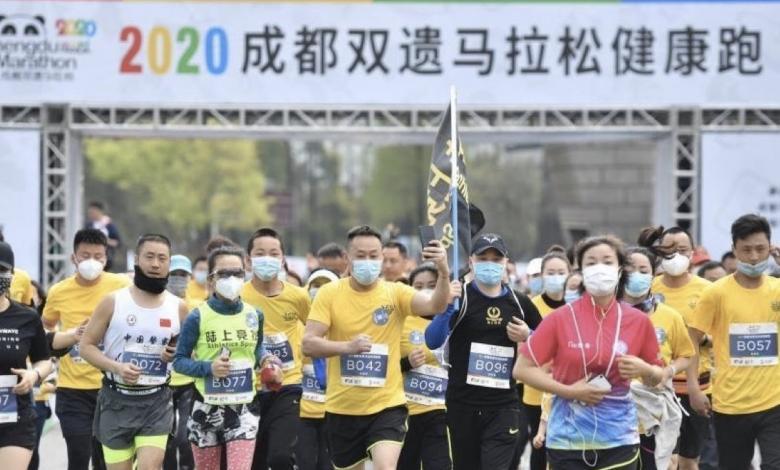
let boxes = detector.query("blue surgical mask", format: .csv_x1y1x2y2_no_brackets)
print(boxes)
352,260,382,286
625,272,653,298
736,258,769,278
528,276,543,296
252,256,282,281
564,289,580,303
193,270,208,285
474,262,504,287
543,274,567,295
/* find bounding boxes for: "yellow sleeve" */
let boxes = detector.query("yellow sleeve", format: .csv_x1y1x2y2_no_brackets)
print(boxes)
671,312,695,359
308,283,333,327
688,283,719,334
41,285,60,325
22,281,34,305
393,282,416,317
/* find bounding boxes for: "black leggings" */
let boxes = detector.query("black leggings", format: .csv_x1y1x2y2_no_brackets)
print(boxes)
64,434,106,470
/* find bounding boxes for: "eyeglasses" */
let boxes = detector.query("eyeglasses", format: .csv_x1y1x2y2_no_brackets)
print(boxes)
211,269,245,279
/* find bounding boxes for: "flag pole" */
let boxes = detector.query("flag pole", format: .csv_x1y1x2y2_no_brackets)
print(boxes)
449,86,459,289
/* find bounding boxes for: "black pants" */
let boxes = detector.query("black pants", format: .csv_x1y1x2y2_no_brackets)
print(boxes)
55,388,106,470
251,386,301,470
525,403,547,470
296,417,329,470
547,445,639,470
398,410,451,470
163,384,195,470
446,405,520,470
508,384,530,470
713,404,780,470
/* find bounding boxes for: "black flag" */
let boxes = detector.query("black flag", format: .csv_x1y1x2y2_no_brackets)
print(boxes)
426,104,484,277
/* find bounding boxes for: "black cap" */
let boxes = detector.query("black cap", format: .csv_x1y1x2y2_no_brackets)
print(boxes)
0,241,14,270
471,233,509,257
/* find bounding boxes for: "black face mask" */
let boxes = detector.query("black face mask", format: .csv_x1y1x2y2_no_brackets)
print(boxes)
133,265,169,294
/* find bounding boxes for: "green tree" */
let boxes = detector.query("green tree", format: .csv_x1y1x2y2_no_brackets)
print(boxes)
85,139,272,247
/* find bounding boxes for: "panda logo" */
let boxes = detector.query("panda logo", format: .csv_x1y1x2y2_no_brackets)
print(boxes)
0,15,46,37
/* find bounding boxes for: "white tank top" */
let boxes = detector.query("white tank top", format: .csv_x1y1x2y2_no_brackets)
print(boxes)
104,287,181,386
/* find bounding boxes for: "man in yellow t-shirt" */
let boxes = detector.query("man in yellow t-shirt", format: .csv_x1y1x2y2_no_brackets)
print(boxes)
42,229,130,470
242,228,311,470
688,214,780,470
303,225,452,470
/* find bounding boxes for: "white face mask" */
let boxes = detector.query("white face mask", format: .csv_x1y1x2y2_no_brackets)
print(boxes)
582,264,620,297
661,253,690,277
215,276,243,301
77,258,104,281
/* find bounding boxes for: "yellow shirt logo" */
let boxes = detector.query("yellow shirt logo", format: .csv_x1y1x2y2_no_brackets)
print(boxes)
771,300,780,313
486,307,502,326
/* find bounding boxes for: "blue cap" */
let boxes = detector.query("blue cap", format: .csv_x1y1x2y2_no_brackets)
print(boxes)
170,255,192,274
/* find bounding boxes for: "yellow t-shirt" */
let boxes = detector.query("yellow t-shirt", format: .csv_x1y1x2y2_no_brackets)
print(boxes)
650,302,695,367
242,281,311,386
523,295,558,406
42,273,131,389
10,268,34,306
688,275,780,415
400,315,446,416
186,280,207,305
652,275,712,393
308,278,416,416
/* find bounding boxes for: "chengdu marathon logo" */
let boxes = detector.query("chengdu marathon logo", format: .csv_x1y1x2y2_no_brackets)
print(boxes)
0,14,94,82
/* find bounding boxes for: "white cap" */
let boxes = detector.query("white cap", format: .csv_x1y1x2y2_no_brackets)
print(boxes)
526,257,543,276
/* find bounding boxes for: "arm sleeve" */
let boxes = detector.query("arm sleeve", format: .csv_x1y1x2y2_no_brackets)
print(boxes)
41,290,59,325
29,316,51,363
518,293,543,330
46,331,72,358
520,313,559,367
687,284,718,334
173,310,212,378
255,310,267,366
424,304,456,350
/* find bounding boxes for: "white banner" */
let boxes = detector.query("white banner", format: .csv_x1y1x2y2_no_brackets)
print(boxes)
0,1,778,106
701,133,780,259
0,130,40,281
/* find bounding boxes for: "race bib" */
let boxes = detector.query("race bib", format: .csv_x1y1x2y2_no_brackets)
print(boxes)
302,364,326,403
69,342,104,365
729,323,778,366
404,364,448,406
466,342,514,389
340,343,389,388
0,375,18,424
264,333,295,371
122,343,168,386
204,360,254,405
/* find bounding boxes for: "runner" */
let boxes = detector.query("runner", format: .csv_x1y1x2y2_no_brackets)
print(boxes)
382,241,409,283
186,256,209,305
623,246,694,470
302,225,452,470
298,268,339,470
398,264,457,470
241,228,311,470
42,228,131,470
428,233,541,470
641,225,713,470
80,234,187,470
515,235,665,470
687,214,780,470
0,232,34,307
0,241,53,470
174,244,282,470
